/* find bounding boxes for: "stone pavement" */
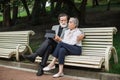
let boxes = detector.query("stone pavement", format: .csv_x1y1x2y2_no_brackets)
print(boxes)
0,65,98,80
0,60,120,80
0,66,75,80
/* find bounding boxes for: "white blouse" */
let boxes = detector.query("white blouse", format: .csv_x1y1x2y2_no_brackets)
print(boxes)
62,28,83,46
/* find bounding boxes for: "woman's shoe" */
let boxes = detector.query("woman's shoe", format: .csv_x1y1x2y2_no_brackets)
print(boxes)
53,73,64,78
43,65,55,71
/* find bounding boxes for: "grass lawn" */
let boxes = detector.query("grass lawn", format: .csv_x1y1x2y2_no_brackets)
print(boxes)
109,32,120,74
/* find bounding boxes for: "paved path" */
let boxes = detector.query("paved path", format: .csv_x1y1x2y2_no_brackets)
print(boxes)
0,65,99,80
0,66,76,80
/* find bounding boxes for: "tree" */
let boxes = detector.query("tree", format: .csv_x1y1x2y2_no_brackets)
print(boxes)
92,0,99,7
107,0,111,11
3,0,11,27
21,0,30,18
79,0,87,24
31,0,41,25
62,0,87,25
31,0,47,25
12,0,18,25
1,0,31,26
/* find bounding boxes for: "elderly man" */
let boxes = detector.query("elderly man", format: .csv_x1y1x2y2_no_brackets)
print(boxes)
23,13,69,76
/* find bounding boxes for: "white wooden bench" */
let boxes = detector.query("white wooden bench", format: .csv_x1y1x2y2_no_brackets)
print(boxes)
35,27,118,71
0,30,35,61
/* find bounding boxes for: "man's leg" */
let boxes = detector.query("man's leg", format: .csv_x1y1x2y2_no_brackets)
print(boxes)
23,39,52,62
36,40,57,76
36,45,54,76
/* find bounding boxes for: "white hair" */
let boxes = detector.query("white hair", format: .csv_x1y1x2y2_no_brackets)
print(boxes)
70,17,79,27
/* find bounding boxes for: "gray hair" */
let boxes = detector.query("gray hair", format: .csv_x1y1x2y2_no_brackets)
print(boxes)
70,17,79,27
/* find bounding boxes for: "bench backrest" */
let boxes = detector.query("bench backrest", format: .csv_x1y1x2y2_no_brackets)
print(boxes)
0,30,35,50
80,27,117,57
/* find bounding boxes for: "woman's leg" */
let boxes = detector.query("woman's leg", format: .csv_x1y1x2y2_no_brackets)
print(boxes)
53,64,64,78
43,57,57,71
43,42,62,71
53,47,67,77
59,64,64,74
58,42,82,55
47,57,57,67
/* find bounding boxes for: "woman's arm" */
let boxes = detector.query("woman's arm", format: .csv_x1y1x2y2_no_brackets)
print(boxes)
77,34,85,42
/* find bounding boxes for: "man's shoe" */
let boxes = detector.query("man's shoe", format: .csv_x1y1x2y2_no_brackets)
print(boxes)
36,67,44,76
22,54,35,62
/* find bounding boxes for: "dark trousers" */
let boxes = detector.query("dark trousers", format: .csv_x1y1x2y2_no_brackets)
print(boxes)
53,42,82,64
35,38,57,67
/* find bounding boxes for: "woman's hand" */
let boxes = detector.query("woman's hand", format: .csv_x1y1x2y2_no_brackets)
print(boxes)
54,35,62,42
77,34,84,42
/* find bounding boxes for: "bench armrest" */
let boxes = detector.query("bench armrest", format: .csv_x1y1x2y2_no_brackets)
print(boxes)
105,46,118,71
16,44,33,61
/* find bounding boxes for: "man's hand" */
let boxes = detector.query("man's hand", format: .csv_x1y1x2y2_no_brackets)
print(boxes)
77,34,84,42
54,35,62,42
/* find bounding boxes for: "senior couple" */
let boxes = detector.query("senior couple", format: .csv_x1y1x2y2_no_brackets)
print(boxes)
23,13,84,78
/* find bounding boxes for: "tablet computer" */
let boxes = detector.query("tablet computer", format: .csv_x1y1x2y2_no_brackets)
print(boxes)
44,30,55,38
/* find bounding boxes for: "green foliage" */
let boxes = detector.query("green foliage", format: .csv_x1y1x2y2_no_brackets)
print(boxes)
109,33,120,74
18,10,27,17
30,41,41,52
0,13,2,21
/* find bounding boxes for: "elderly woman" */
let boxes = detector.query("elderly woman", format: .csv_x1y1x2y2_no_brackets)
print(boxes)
43,17,84,78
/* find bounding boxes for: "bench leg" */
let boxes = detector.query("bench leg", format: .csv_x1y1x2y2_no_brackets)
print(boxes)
105,46,118,71
105,46,112,71
112,47,118,64
16,44,20,61
26,45,33,54
16,44,33,61
105,54,109,71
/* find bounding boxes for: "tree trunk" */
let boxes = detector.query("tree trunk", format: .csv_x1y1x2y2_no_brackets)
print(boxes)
63,0,80,16
107,0,111,11
31,0,41,25
41,0,47,15
63,0,87,25
21,0,30,18
92,0,99,7
3,0,11,27
54,0,62,16
50,0,55,14
79,0,87,25
12,5,18,25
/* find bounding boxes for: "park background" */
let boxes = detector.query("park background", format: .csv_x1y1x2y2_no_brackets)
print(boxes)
0,0,120,75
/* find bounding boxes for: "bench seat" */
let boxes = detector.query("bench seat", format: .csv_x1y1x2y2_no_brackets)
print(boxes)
35,27,118,71
0,30,35,61
36,55,104,68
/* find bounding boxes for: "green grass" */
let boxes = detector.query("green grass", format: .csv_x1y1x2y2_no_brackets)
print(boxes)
109,32,120,74
18,10,28,18
0,13,3,21
0,8,28,22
